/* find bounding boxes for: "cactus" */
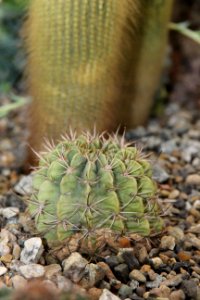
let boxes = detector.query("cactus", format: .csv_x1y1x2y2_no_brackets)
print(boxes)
28,132,163,245
24,0,173,163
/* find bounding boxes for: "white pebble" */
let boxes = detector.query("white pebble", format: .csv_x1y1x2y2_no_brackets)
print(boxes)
20,237,44,264
19,264,45,279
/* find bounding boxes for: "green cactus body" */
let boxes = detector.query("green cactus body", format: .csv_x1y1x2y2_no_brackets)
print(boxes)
28,133,163,244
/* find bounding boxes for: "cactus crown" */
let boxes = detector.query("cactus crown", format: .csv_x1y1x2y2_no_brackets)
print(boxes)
28,132,163,244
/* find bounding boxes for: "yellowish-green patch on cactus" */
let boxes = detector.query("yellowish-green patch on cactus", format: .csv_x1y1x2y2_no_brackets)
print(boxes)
28,132,163,245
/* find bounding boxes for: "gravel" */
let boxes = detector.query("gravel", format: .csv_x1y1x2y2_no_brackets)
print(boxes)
0,102,200,299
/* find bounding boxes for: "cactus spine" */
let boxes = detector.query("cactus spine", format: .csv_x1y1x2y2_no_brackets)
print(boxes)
25,0,173,162
28,132,163,245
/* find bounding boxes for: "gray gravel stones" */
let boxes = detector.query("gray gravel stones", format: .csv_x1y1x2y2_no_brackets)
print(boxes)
20,237,44,264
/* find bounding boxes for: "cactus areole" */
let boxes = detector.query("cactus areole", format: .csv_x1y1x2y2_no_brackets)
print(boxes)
28,132,163,245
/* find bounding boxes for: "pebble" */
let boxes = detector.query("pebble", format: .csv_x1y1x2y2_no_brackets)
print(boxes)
148,269,157,281
161,274,183,287
19,264,45,279
137,246,148,264
0,266,8,276
149,285,171,298
181,279,198,299
151,257,163,269
186,174,200,185
121,251,140,270
153,164,170,183
0,253,12,263
185,233,200,250
20,237,44,264
160,236,176,250
12,275,27,289
140,265,151,273
105,256,120,268
0,207,19,219
62,252,88,283
169,189,180,199
177,251,191,261
114,264,129,282
97,262,117,281
188,224,200,234
56,275,73,291
167,226,184,242
118,284,133,299
14,175,33,195
88,287,102,300
44,264,62,279
161,140,178,154
170,289,185,300
0,243,10,256
80,263,105,288
130,280,139,290
129,270,146,283
99,289,121,300
146,274,163,288
12,243,21,259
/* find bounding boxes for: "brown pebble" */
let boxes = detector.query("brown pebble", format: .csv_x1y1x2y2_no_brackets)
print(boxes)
170,289,185,300
148,269,157,281
140,265,151,273
138,246,148,263
88,287,102,300
160,236,176,250
189,208,200,219
0,254,12,263
136,285,146,297
161,274,183,287
149,285,171,298
97,262,116,281
118,237,131,248
169,189,180,199
159,253,169,264
177,251,191,261
186,174,200,185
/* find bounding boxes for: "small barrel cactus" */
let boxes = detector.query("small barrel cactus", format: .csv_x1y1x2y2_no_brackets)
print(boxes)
28,132,163,245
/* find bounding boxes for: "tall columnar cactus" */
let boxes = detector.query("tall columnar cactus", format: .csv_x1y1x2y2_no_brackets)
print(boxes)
25,0,173,163
28,132,163,245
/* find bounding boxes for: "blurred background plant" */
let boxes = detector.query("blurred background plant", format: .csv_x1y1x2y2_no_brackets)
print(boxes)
0,0,27,94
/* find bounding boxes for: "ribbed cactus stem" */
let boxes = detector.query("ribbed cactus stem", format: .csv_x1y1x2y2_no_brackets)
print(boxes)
25,0,173,163
28,132,163,247
25,0,139,154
